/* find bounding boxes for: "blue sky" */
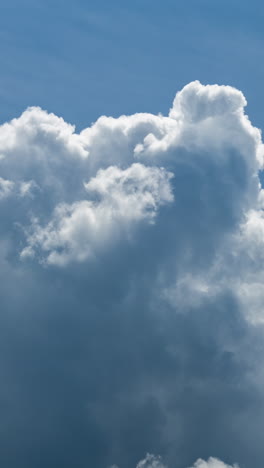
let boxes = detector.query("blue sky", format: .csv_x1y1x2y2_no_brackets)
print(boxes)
1,3,264,468
1,0,264,130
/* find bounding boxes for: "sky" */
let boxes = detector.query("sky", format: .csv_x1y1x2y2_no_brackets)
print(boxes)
1,2,264,468
1,0,264,130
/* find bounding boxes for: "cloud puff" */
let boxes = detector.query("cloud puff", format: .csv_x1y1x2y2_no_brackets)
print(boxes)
1,81,264,468
189,458,239,468
0,80,262,271
0,177,14,199
21,163,173,265
114,454,238,468
1,80,263,323
136,453,167,468
169,81,246,122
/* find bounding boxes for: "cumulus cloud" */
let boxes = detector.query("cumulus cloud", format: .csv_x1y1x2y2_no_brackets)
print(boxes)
0,80,263,320
136,453,167,468
1,81,264,468
169,81,246,122
113,455,238,468
21,163,173,265
188,458,239,468
0,80,262,271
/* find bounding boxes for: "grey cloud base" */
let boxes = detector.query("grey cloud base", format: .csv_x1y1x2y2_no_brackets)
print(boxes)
0,81,263,467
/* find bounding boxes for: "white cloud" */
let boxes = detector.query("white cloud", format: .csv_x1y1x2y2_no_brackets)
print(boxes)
188,458,239,468
0,80,264,468
0,177,36,200
0,80,264,324
111,455,238,468
169,81,246,122
0,177,14,199
21,163,173,265
0,106,88,160
136,453,167,468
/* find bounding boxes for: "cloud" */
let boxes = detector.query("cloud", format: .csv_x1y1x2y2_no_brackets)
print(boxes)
113,454,238,468
0,177,14,199
188,458,239,468
136,454,167,468
169,81,246,122
21,163,174,265
0,80,262,274
0,81,264,468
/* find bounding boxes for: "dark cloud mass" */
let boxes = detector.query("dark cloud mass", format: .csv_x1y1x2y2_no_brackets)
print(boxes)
0,81,264,468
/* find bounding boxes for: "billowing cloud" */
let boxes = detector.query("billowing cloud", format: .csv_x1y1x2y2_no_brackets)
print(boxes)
0,81,264,468
113,454,238,468
188,458,239,468
135,454,167,468
21,163,174,265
